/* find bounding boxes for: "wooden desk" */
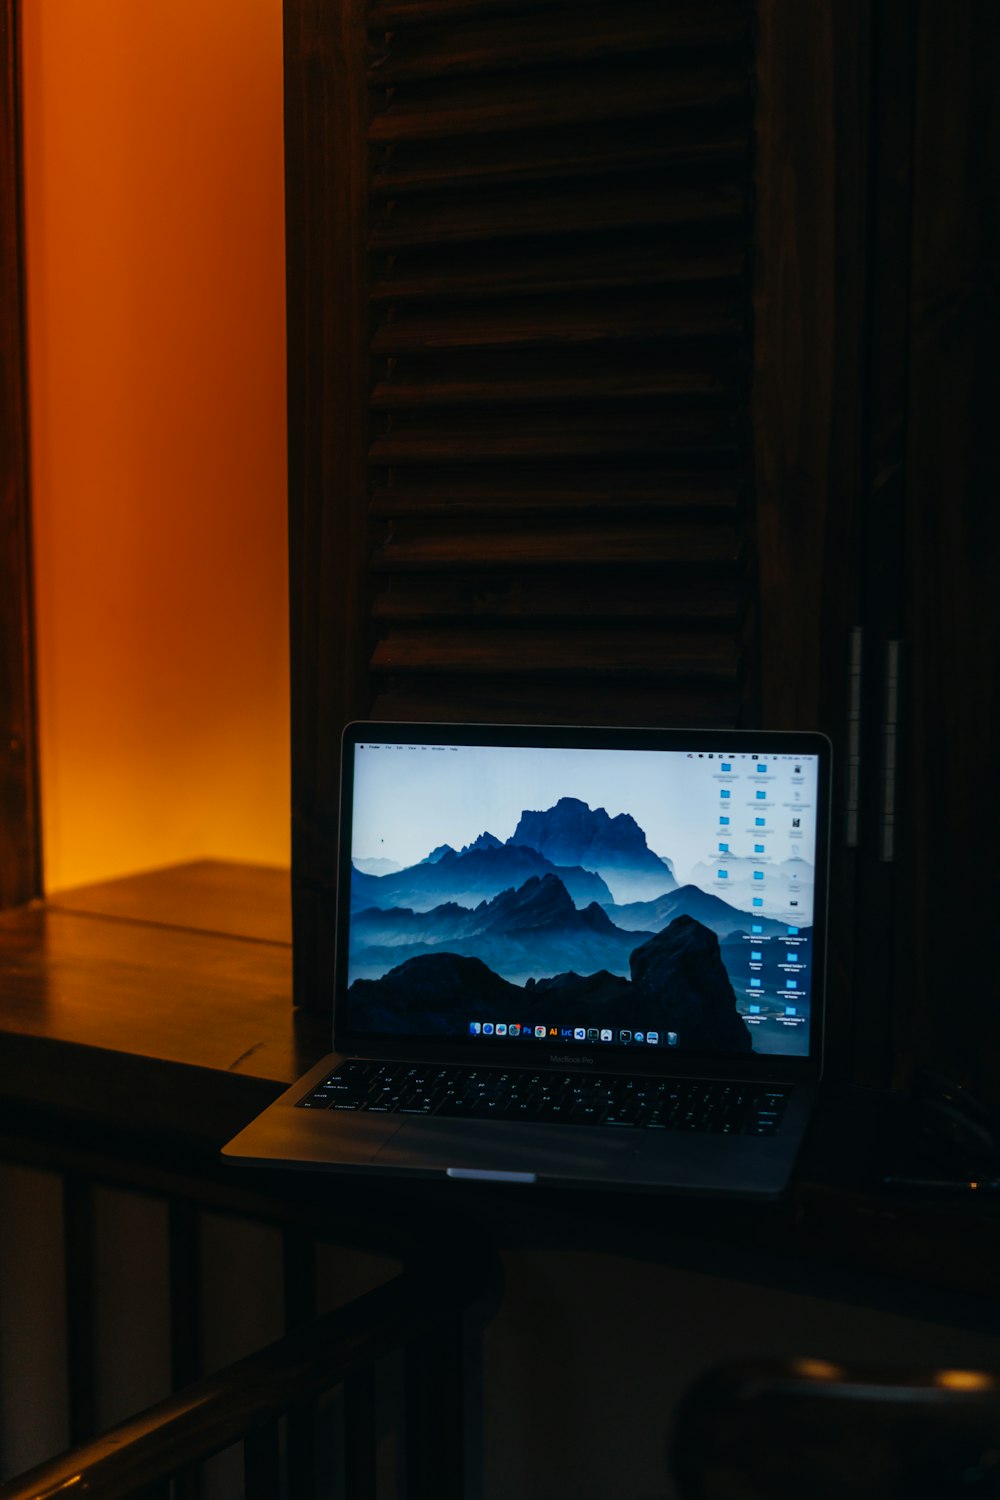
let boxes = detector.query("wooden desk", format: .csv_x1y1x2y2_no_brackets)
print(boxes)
1,861,997,1334
0,862,310,1145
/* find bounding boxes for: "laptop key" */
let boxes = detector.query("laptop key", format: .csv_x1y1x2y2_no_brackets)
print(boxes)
568,1103,604,1125
436,1094,476,1116
471,1096,507,1117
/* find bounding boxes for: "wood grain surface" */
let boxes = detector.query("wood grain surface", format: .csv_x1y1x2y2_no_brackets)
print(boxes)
0,864,322,1142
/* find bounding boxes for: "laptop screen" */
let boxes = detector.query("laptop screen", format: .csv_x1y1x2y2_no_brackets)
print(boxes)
336,724,829,1069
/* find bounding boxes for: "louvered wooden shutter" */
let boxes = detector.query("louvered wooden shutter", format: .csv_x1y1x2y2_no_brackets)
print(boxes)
285,0,758,1005
363,0,756,728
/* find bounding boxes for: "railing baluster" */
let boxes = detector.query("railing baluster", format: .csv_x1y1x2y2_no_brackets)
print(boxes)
244,1421,282,1500
406,1317,465,1500
62,1172,97,1445
169,1200,202,1388
344,1365,377,1500
284,1230,318,1498
132,1482,172,1500
169,1201,203,1500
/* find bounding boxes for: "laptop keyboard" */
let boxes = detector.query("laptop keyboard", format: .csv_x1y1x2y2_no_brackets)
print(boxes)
297,1060,789,1135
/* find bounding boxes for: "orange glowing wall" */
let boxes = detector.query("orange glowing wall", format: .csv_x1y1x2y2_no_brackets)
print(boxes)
21,0,290,890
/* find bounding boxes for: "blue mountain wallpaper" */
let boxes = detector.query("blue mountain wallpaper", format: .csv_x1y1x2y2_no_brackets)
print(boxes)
347,790,814,1056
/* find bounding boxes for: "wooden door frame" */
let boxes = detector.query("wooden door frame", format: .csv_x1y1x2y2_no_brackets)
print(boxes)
0,0,42,910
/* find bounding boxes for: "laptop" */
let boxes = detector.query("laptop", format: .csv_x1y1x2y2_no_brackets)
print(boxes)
223,721,831,1198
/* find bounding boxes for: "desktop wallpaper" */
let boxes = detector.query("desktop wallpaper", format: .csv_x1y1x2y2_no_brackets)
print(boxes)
346,742,817,1056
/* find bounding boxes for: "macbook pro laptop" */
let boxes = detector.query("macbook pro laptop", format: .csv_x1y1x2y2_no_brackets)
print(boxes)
223,722,831,1198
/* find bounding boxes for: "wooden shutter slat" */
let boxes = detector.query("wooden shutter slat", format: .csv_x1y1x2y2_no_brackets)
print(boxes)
371,627,738,676
368,62,749,143
370,682,742,728
373,525,741,571
367,0,749,31
371,242,744,303
368,4,750,83
375,349,741,378
368,0,539,24
372,575,742,622
371,118,747,198
369,412,741,463
370,368,734,408
370,474,741,516
369,182,745,250
370,297,743,351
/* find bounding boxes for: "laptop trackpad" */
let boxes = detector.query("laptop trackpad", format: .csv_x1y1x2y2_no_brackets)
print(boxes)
374,1117,640,1179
